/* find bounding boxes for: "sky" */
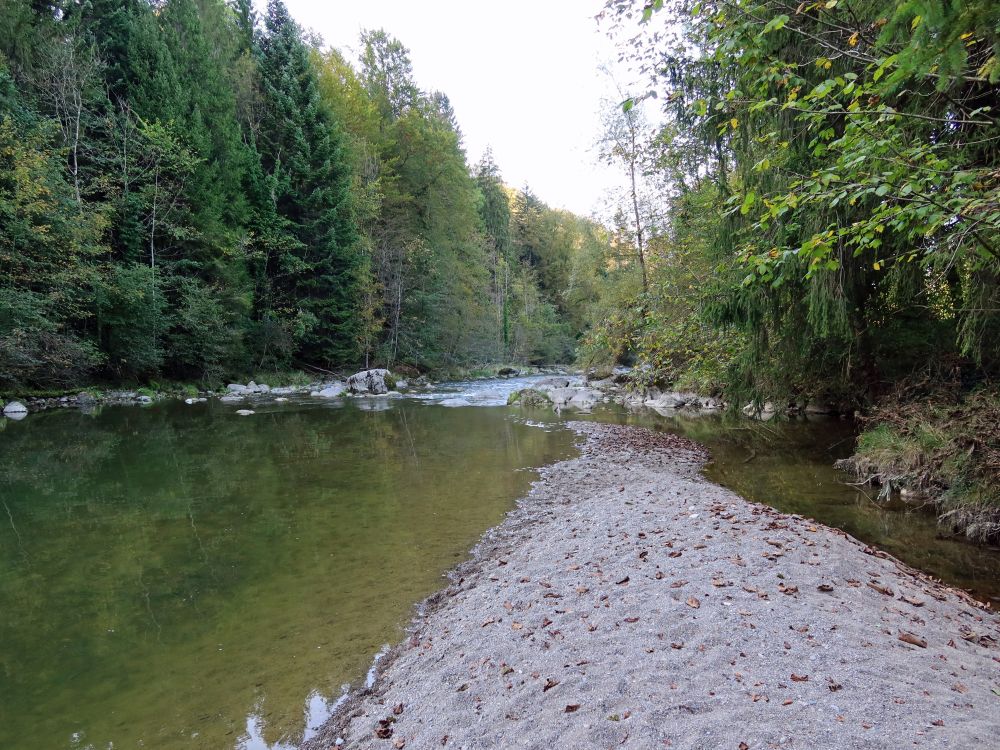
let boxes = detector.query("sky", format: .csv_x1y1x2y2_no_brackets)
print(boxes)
278,0,638,218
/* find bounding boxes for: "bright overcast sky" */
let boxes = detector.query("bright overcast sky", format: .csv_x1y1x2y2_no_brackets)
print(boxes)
278,0,634,218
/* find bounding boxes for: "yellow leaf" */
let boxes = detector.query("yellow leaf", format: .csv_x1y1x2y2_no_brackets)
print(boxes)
730,118,739,129
960,32,973,40
873,261,881,270
911,14,922,30
823,60,832,69
848,32,859,47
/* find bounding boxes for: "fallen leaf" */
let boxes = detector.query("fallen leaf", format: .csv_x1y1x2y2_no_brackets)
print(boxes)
624,616,640,623
543,678,559,692
868,581,893,596
565,704,581,713
898,631,927,648
739,743,749,750
511,622,523,630
670,580,688,588
782,699,793,706
791,673,809,682
655,571,665,580
931,719,944,727
686,597,701,609
669,551,682,558
393,703,405,715
375,717,395,739
671,641,684,649
900,595,925,607
817,583,834,592
393,739,406,749
616,576,630,585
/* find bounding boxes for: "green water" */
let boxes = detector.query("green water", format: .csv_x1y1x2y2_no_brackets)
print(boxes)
0,399,576,750
2,385,999,750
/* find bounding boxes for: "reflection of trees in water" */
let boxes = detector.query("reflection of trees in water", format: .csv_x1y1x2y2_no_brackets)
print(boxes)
0,402,573,750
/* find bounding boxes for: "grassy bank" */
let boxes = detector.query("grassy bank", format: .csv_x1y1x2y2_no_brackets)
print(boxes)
839,384,1000,544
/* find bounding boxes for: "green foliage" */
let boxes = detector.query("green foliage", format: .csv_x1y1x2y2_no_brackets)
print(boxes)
0,0,608,391
600,0,1000,405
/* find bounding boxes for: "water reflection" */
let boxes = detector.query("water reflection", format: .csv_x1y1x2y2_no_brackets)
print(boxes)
0,399,576,750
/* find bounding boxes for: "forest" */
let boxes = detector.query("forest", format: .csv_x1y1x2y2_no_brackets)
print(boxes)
590,0,1000,539
0,0,615,389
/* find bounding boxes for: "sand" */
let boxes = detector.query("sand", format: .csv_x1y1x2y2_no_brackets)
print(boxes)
303,423,1000,750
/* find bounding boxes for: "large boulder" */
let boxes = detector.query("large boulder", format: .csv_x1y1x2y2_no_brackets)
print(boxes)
508,388,550,407
534,376,571,391
347,369,395,395
227,383,249,394
569,388,602,410
547,388,578,408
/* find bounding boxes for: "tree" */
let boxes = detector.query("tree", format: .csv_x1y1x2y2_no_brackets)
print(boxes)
255,0,362,365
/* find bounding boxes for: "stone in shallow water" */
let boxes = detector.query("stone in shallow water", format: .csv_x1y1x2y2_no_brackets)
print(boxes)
235,409,255,416
312,383,346,398
3,401,27,420
347,369,394,395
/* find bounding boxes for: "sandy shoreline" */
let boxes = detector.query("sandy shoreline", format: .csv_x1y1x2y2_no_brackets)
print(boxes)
303,422,1000,750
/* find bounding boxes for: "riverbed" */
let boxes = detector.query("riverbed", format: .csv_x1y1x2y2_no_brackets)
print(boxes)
1,375,998,749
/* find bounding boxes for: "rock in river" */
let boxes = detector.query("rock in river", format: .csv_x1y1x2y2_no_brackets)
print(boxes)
3,401,28,420
347,369,394,395
312,383,346,398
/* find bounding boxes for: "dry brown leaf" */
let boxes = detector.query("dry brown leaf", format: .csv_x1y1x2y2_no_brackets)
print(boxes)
868,581,894,596
393,703,405,715
565,704,581,713
791,673,809,682
624,616,640,623
900,595,925,607
616,576,630,585
898,631,927,648
686,597,701,609
543,678,559,692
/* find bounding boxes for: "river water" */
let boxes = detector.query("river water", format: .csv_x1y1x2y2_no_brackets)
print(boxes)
1,375,997,749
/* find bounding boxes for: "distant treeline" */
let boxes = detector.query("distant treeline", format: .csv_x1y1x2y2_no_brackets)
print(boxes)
0,0,614,389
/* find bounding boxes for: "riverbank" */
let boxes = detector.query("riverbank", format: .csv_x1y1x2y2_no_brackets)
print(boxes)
0,364,575,417
305,422,1000,750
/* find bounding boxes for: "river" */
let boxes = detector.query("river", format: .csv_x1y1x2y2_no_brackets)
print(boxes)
1,375,997,749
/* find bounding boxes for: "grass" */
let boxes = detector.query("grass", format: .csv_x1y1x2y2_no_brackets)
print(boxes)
846,384,1000,543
